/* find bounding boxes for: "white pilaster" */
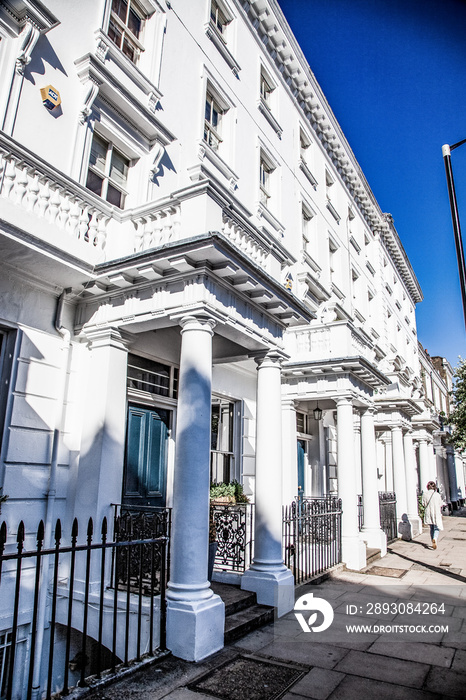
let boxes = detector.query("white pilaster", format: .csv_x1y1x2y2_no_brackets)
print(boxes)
391,419,408,528
337,397,366,570
404,430,422,536
418,436,433,491
75,327,130,525
360,407,387,555
166,316,224,661
241,352,294,616
282,398,298,506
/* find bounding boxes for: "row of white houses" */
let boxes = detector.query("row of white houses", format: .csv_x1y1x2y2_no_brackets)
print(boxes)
0,0,464,685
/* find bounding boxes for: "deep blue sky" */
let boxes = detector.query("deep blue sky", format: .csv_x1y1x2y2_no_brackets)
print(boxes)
277,0,466,369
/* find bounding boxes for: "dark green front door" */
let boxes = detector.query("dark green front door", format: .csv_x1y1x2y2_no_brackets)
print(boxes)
123,405,169,507
297,439,305,501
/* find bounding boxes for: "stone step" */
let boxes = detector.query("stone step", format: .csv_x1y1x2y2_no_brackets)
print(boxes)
211,581,258,616
224,603,275,644
366,548,382,566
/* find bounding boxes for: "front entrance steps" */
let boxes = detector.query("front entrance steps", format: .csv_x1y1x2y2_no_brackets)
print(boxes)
211,581,274,643
365,547,382,567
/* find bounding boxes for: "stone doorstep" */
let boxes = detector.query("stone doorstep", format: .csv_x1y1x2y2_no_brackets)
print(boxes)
210,581,275,644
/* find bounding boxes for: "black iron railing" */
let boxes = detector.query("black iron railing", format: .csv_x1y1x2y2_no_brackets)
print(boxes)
210,502,254,573
357,494,364,531
0,515,168,700
283,496,342,584
378,491,397,542
112,504,171,585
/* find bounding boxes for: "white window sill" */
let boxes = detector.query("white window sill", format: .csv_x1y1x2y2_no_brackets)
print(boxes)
205,22,241,77
258,99,283,138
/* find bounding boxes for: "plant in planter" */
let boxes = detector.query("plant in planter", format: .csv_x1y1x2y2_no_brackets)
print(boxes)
210,482,236,504
210,481,250,504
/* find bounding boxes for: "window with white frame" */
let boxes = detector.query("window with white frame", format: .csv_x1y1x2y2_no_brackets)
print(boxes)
302,202,315,255
86,133,130,209
127,353,179,399
210,0,230,39
107,0,145,64
328,237,339,281
300,129,310,164
0,630,11,697
210,397,238,484
260,66,275,109
204,89,224,152
259,152,274,206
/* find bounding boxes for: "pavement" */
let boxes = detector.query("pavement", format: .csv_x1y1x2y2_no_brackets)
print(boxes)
89,509,466,700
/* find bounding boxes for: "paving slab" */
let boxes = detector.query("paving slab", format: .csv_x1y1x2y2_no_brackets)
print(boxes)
424,667,466,698
334,649,430,688
257,640,349,669
327,675,441,700
367,640,455,667
285,667,345,699
450,647,466,671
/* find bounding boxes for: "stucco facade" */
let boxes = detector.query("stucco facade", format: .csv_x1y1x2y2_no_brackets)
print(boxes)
0,0,461,683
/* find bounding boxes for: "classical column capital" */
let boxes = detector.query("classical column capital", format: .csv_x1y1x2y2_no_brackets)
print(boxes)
83,326,134,351
254,349,286,370
179,315,216,335
336,395,353,408
361,404,377,417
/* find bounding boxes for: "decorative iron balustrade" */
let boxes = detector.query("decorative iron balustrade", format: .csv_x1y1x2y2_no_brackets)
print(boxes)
0,515,168,700
378,491,397,542
210,502,254,573
283,496,342,584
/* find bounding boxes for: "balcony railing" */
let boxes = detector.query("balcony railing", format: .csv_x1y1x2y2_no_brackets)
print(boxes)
0,133,113,257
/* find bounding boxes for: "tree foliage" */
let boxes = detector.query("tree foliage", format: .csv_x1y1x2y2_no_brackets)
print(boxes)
449,357,466,451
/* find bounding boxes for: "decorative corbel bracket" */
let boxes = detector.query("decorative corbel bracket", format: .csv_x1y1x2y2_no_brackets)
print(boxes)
79,79,100,124
150,142,165,180
16,22,40,75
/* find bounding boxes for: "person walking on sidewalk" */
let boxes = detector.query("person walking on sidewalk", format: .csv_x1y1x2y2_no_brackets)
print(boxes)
422,481,444,549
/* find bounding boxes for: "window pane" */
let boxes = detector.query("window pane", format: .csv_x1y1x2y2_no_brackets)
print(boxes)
112,0,128,22
89,134,108,174
122,37,136,63
108,19,123,48
86,169,103,196
205,98,212,123
106,182,124,208
128,7,142,37
127,354,171,396
110,150,129,187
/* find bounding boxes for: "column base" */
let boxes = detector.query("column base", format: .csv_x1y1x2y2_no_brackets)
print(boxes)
342,536,367,571
403,514,423,538
241,565,295,617
166,594,225,661
360,527,387,557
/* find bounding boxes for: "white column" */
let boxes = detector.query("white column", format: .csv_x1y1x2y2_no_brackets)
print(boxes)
391,419,408,528
354,420,362,496
404,430,422,536
337,397,366,570
166,316,224,661
360,407,387,555
418,436,432,491
446,445,459,507
241,352,294,616
455,451,466,503
282,398,298,506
